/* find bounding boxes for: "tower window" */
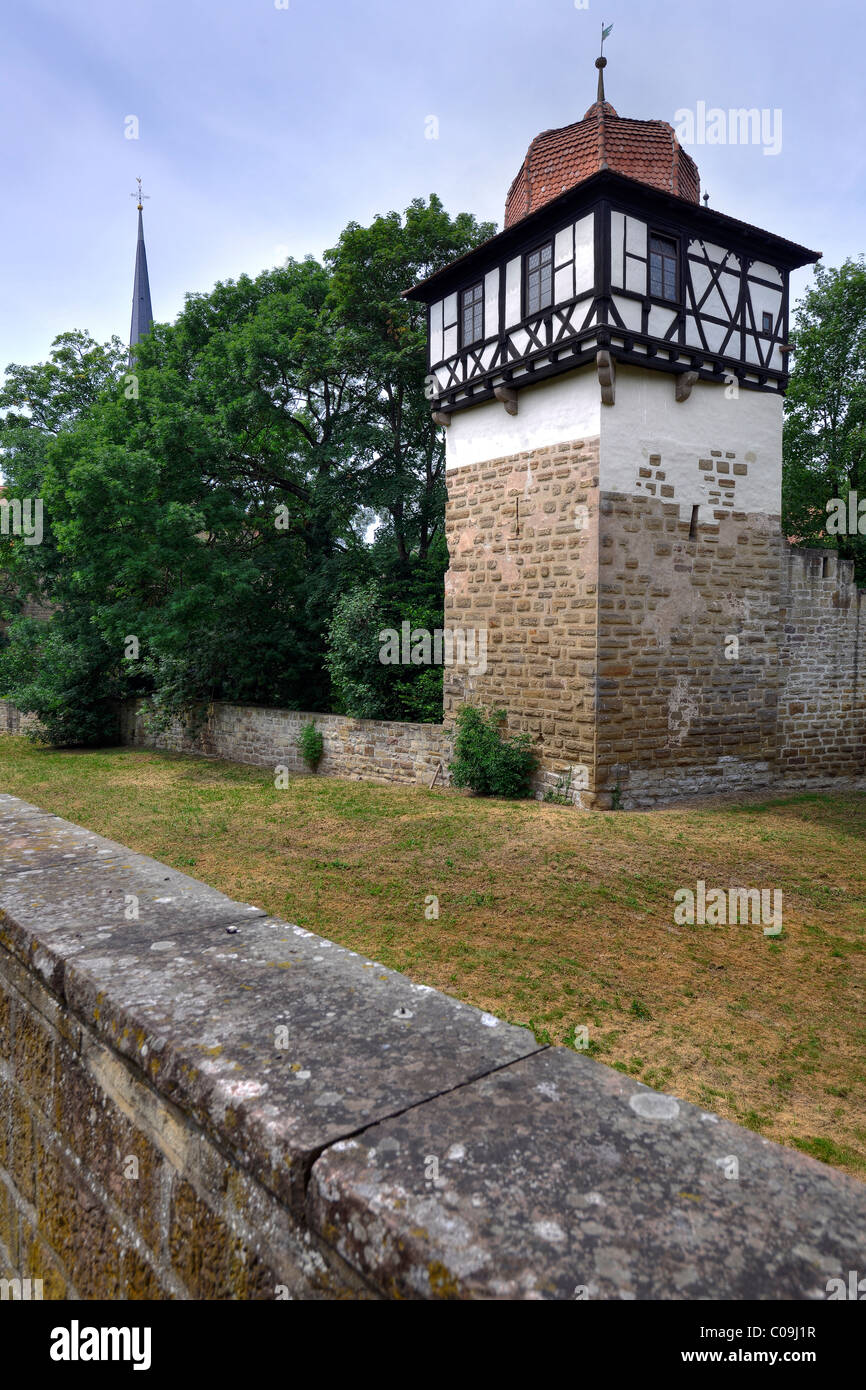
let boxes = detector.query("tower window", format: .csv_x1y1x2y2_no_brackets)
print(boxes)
761,311,773,335
526,241,553,315
461,282,484,345
649,235,678,301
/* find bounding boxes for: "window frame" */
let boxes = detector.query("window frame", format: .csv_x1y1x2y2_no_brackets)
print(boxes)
648,231,680,305
524,238,555,318
460,280,485,349
761,310,774,336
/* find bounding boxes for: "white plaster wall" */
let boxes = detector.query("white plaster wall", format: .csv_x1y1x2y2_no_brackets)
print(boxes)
555,263,574,304
484,269,500,338
600,366,782,519
686,315,728,354
750,260,783,286
430,300,443,366
611,211,625,287
574,213,594,294
648,305,677,339
504,257,521,328
555,224,574,267
445,367,601,471
625,259,646,294
611,294,643,332
748,280,783,322
611,213,647,290
626,217,647,257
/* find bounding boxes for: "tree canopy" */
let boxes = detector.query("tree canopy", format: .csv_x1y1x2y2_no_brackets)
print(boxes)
0,196,495,742
783,257,866,579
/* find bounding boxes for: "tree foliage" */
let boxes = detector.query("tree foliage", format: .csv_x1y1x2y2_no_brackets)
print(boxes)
0,197,494,742
783,258,866,579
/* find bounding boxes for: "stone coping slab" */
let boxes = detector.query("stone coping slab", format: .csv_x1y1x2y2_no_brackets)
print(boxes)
2,793,866,1299
0,794,266,934
308,1046,866,1299
0,795,540,1214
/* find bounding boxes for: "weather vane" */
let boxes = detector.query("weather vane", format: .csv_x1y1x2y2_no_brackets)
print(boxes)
130,177,150,212
596,22,613,102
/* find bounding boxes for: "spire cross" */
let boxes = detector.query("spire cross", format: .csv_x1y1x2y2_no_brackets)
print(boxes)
130,177,150,212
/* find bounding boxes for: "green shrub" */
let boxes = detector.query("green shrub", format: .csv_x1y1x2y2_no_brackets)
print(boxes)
297,719,324,771
449,705,537,799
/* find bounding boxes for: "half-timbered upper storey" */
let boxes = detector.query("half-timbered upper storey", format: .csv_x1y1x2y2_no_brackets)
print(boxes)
405,82,819,419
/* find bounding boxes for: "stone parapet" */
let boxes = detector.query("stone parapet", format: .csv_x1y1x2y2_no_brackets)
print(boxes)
2,794,865,1299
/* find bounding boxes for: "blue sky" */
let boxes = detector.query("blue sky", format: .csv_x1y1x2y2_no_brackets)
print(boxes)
2,0,863,373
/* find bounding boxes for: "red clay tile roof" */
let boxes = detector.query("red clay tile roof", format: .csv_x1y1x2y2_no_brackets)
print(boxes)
504,99,700,229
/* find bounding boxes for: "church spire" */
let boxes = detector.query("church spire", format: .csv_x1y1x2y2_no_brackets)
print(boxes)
129,178,153,361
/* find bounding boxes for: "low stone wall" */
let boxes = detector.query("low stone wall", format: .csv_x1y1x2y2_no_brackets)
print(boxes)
1,794,865,1300
778,549,866,781
0,700,42,737
120,703,587,804
119,701,452,788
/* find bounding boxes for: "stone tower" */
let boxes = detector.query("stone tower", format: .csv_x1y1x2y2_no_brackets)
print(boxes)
405,58,822,807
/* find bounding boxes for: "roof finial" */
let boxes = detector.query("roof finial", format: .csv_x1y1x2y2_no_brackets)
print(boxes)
596,21,613,104
130,176,149,213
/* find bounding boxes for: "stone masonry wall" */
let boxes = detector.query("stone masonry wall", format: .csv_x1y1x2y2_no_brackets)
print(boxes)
594,485,784,807
0,947,370,1300
0,701,42,737
440,431,864,809
777,549,865,781
118,702,452,788
444,436,601,803
592,501,864,808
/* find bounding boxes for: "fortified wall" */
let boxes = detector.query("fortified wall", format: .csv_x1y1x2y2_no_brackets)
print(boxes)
117,703,452,789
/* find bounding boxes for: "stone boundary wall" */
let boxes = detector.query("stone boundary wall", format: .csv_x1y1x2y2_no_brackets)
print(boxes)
1,794,865,1300
0,701,42,738
118,701,452,789
778,549,865,781
3,534,864,813
595,538,866,809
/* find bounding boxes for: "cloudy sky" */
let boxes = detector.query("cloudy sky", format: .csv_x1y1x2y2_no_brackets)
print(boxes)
2,0,863,372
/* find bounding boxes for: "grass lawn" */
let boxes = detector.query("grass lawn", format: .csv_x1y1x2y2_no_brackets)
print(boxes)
1,736,864,1178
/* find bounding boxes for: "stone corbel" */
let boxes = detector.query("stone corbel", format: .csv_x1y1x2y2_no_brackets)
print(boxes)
596,350,615,406
431,410,451,427
493,385,519,416
675,370,700,403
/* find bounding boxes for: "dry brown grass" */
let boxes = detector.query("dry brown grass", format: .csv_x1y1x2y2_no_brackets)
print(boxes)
1,737,864,1176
